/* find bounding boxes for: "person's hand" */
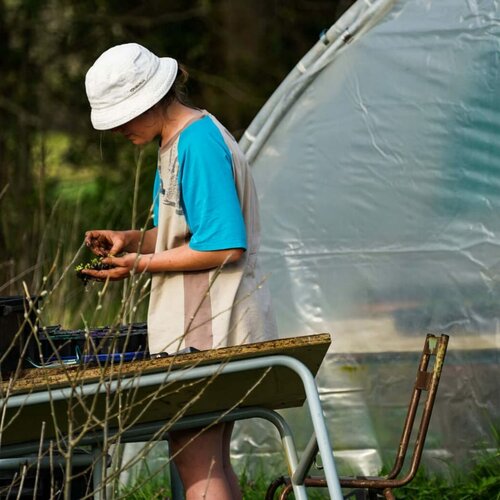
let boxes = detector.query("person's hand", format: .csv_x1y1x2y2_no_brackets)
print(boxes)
80,253,143,281
84,230,127,257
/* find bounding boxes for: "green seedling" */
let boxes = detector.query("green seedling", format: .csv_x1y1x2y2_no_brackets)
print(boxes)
75,257,111,285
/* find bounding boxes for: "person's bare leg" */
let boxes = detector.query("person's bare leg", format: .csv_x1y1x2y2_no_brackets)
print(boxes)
222,422,242,500
170,424,233,500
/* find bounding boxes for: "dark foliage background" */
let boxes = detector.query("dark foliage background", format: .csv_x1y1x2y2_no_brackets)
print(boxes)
0,0,354,322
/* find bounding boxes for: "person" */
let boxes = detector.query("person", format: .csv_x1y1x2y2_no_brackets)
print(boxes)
82,43,277,499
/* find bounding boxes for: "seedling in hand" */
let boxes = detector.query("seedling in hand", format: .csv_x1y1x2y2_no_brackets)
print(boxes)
75,257,112,285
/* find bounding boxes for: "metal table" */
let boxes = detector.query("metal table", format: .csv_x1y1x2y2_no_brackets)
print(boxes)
0,334,342,499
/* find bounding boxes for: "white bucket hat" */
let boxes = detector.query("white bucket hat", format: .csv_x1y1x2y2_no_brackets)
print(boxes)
85,43,178,130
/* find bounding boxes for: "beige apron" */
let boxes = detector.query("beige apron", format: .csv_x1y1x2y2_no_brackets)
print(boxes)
147,113,277,354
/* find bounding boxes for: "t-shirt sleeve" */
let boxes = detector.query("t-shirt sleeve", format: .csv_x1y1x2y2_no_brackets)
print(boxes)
178,118,247,251
152,168,160,227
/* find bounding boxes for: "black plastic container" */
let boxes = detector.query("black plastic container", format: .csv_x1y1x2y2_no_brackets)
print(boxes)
0,296,38,374
39,322,149,362
1,300,149,370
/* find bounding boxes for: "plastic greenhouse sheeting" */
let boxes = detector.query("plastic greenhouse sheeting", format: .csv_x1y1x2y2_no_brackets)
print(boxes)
233,0,500,476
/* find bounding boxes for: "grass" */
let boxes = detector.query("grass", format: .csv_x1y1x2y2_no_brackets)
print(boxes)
396,448,500,500
119,467,330,499
117,445,500,499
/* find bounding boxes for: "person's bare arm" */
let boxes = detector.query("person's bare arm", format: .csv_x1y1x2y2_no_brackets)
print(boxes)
81,243,244,281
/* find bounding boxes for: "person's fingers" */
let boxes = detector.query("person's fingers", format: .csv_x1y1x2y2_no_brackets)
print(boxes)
108,243,122,256
85,232,99,246
83,231,115,256
81,269,119,281
80,269,106,281
85,230,102,241
84,232,97,248
102,256,121,266
92,245,107,257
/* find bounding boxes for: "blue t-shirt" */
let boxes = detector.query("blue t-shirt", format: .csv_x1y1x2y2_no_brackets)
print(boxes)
153,116,247,251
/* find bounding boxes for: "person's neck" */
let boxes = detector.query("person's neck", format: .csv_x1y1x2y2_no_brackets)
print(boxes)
160,102,203,145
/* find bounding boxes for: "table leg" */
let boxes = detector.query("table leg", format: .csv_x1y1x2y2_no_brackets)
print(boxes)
92,446,104,500
278,357,343,500
170,455,184,500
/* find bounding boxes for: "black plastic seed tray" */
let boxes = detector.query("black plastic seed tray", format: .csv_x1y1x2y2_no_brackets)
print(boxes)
38,322,149,361
0,295,40,373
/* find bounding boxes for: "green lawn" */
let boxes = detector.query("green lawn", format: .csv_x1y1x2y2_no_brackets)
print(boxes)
119,447,500,499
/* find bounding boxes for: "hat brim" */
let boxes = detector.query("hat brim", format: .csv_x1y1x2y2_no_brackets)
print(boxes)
90,57,178,131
